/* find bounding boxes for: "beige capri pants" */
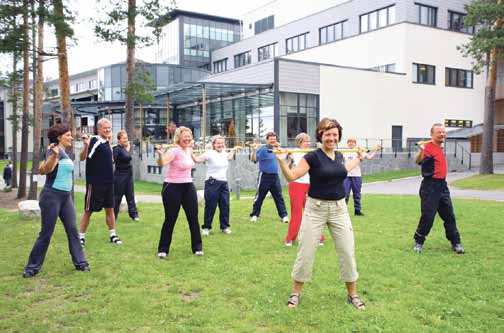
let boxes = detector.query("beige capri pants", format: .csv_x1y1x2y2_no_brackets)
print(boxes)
291,196,359,283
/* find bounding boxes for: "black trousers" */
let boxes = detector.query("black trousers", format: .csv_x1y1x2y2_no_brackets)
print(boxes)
203,179,230,230
414,178,461,245
113,169,138,219
158,182,202,254
250,172,288,218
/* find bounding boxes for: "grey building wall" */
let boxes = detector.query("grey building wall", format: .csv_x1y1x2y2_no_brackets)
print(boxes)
202,60,274,84
278,59,320,94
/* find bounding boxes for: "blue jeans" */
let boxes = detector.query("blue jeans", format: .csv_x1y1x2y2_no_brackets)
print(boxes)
203,178,230,230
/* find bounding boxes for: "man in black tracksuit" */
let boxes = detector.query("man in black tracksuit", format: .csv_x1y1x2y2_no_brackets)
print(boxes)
113,130,139,221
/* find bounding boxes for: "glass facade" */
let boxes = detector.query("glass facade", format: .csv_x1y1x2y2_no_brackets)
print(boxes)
279,92,318,146
182,16,240,68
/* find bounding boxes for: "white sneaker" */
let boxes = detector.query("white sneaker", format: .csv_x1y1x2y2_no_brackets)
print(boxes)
319,241,325,247
222,228,232,235
285,241,293,247
282,216,289,223
195,251,204,256
158,252,167,259
250,216,258,223
202,228,210,236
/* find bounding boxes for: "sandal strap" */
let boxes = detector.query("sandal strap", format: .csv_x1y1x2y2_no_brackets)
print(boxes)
348,294,366,308
287,292,300,306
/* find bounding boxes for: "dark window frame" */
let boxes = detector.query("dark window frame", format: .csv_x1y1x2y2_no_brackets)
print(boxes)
415,3,438,27
233,51,251,69
258,42,277,62
359,5,396,34
448,10,475,34
445,67,474,89
412,63,436,85
319,19,348,45
285,32,309,54
213,58,228,74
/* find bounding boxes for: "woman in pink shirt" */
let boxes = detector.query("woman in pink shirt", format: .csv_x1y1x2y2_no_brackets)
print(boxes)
156,127,202,259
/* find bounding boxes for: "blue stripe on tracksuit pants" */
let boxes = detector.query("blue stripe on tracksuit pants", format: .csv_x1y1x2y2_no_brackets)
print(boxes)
202,178,230,230
250,172,288,219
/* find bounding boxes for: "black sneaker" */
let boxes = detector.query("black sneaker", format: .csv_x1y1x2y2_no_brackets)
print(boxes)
110,235,123,244
22,270,38,278
355,211,365,216
80,238,85,247
452,243,465,254
75,264,90,272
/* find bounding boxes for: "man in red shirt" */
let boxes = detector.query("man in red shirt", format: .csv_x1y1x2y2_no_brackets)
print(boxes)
413,123,464,254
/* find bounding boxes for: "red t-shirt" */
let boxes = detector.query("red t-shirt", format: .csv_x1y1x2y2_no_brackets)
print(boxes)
423,142,447,179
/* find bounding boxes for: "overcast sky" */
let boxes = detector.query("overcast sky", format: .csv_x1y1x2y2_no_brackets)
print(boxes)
1,0,271,79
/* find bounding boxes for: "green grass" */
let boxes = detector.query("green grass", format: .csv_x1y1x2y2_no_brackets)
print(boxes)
362,169,419,183
450,174,504,191
75,179,163,196
1,192,503,331
0,159,33,173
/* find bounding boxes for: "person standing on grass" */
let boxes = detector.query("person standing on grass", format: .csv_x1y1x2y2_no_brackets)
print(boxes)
413,123,464,254
275,118,366,309
113,130,139,222
79,118,122,247
343,137,380,216
3,160,12,187
156,126,203,259
23,124,89,278
192,135,238,236
284,133,325,247
249,131,289,224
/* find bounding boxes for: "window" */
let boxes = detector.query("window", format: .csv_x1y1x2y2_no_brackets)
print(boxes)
258,43,278,62
319,20,348,45
234,51,251,68
416,3,437,27
370,63,396,73
360,5,396,33
286,33,308,54
445,67,474,88
448,11,475,34
213,58,228,73
412,63,436,85
254,15,274,35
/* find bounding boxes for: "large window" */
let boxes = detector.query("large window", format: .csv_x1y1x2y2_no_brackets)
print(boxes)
445,67,473,88
255,15,274,35
213,58,228,73
416,3,437,27
279,93,318,146
234,51,251,68
360,5,396,33
258,43,278,62
370,63,396,73
319,20,348,45
412,63,436,85
448,11,475,34
286,33,308,54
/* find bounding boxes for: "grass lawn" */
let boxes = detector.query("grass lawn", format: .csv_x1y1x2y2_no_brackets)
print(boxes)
0,159,33,173
450,174,504,191
1,193,503,331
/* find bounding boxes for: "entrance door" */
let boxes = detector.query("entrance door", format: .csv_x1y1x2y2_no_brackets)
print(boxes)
392,125,403,152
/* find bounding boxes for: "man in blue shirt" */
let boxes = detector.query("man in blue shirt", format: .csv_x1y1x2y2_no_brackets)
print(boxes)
250,132,288,223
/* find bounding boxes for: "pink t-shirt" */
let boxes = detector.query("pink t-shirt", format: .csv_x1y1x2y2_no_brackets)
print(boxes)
164,147,195,183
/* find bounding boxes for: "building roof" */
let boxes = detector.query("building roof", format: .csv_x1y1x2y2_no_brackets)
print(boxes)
159,9,241,25
446,123,504,138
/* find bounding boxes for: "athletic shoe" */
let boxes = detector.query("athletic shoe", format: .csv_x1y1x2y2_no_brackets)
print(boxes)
202,228,210,236
132,216,140,222
250,216,258,223
110,235,123,244
222,228,232,235
80,238,85,247
354,211,365,216
319,240,325,247
285,241,293,247
158,252,167,259
75,264,90,272
195,251,204,256
282,216,289,223
414,243,423,253
22,270,38,278
452,243,465,254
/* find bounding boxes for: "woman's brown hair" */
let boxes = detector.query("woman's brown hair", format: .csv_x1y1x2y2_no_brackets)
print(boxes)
316,118,343,143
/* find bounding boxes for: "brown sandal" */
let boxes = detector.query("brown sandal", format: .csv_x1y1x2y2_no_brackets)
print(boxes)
287,292,300,308
347,294,366,309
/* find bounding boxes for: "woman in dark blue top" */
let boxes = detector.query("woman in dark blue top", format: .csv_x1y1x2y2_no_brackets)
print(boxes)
276,118,366,309
23,124,89,278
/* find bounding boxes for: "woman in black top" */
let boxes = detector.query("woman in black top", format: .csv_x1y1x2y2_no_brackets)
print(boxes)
113,130,139,221
276,118,365,309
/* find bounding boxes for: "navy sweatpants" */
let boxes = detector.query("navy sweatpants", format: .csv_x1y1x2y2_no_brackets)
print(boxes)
250,172,288,219
344,176,362,212
414,178,461,245
25,188,88,274
203,178,230,230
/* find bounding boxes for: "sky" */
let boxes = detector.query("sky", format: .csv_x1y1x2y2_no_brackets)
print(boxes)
0,0,272,80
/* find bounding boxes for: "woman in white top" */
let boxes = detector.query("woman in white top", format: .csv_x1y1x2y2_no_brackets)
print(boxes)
192,135,238,235
285,133,325,246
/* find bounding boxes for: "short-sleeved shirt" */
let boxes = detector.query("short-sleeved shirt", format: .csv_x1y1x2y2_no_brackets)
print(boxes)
255,145,278,174
164,146,194,183
290,151,309,184
304,149,347,200
343,151,367,177
45,148,73,192
422,142,447,179
113,144,132,171
202,150,228,181
86,136,113,184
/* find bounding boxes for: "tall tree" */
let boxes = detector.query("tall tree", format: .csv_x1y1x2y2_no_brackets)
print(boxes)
94,0,174,142
28,0,45,199
459,0,504,174
17,0,30,198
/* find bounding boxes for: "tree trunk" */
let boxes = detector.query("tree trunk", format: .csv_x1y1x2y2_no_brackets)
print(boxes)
53,0,71,126
125,0,136,141
17,0,30,199
11,54,18,188
28,0,44,200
